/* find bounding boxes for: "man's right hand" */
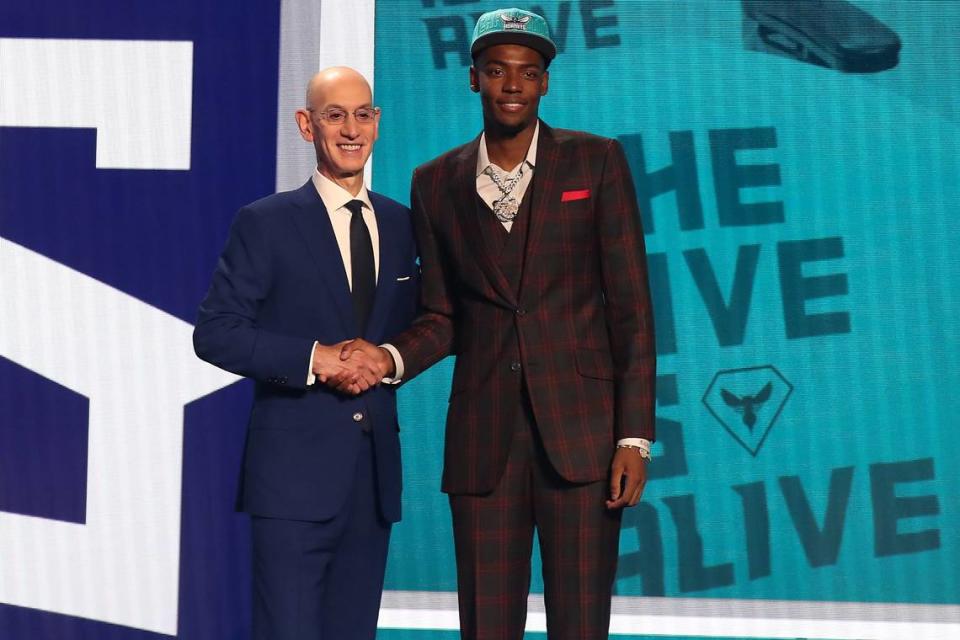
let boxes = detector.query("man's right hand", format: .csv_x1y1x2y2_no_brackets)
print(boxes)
337,339,396,395
312,340,380,393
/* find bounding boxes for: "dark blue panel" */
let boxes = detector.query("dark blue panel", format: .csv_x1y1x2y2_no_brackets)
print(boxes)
0,0,279,637
0,356,88,523
0,0,281,323
177,380,254,640
0,606,168,640
0,380,254,640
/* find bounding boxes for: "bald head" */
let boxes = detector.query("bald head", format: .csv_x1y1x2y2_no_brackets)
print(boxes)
305,66,372,110
295,66,380,196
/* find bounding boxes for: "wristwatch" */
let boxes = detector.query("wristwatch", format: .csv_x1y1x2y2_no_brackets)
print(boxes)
616,443,652,462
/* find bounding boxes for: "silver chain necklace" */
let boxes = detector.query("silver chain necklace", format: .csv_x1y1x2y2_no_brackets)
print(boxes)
483,164,525,222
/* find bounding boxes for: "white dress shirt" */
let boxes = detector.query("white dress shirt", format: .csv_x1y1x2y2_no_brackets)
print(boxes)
476,121,539,232
312,170,380,288
305,170,383,386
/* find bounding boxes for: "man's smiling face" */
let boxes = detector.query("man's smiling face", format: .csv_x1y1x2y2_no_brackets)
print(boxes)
471,43,549,135
302,70,379,184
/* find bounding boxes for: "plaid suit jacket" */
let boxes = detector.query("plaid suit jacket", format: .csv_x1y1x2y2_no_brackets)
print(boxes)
393,122,655,494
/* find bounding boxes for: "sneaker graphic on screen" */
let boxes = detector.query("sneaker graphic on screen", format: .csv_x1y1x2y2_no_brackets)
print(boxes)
742,0,901,73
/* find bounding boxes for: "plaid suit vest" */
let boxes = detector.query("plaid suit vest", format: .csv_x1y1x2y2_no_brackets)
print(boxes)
474,189,536,437
474,188,532,294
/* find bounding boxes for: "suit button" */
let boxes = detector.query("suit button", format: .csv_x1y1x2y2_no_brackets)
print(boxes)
510,361,521,373
515,307,526,316
353,412,364,422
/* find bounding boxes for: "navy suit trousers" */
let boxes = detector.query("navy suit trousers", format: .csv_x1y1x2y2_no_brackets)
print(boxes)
251,433,390,640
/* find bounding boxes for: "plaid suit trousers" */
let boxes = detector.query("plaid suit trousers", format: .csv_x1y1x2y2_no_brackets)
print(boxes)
449,399,623,640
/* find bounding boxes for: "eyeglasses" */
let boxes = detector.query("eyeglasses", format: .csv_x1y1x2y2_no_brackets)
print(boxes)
308,106,381,125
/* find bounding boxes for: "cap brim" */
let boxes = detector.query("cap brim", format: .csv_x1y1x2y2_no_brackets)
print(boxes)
470,32,557,62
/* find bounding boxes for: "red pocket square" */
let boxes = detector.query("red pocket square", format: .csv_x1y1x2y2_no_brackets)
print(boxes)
561,189,590,202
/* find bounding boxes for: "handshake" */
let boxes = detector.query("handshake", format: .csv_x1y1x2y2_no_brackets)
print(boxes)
311,339,396,395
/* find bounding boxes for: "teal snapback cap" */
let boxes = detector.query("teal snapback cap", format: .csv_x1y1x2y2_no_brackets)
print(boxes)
470,8,557,62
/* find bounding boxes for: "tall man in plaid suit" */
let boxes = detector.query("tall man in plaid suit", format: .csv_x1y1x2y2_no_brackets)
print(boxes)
343,8,656,638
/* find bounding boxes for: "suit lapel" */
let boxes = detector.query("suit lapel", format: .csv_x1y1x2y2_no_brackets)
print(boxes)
519,122,559,306
288,181,355,334
364,193,400,341
451,135,518,306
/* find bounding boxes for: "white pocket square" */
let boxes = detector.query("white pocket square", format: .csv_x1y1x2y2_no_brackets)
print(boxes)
396,276,412,282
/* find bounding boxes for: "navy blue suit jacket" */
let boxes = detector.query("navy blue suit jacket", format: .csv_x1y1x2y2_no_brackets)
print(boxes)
194,180,419,523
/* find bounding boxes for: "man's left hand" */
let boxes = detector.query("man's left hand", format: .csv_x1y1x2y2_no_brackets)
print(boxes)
605,447,648,509
331,339,396,395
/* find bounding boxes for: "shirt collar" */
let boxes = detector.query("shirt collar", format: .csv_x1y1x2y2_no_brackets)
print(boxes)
311,169,373,213
476,120,540,178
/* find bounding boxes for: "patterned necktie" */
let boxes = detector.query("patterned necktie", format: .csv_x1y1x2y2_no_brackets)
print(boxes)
345,199,375,334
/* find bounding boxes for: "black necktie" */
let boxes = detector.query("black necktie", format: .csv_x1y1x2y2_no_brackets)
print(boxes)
346,199,375,334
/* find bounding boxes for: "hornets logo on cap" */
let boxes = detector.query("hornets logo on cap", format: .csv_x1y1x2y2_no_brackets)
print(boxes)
500,13,531,31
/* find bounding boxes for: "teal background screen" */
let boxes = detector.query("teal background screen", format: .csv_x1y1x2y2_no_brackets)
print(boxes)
372,0,959,636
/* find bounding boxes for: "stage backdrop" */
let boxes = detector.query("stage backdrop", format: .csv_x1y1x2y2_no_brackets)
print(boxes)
1,1,957,639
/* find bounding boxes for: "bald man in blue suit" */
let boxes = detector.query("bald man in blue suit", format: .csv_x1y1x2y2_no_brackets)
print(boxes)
194,67,418,640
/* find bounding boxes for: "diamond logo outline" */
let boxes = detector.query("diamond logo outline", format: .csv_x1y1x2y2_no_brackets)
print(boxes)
702,364,793,457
